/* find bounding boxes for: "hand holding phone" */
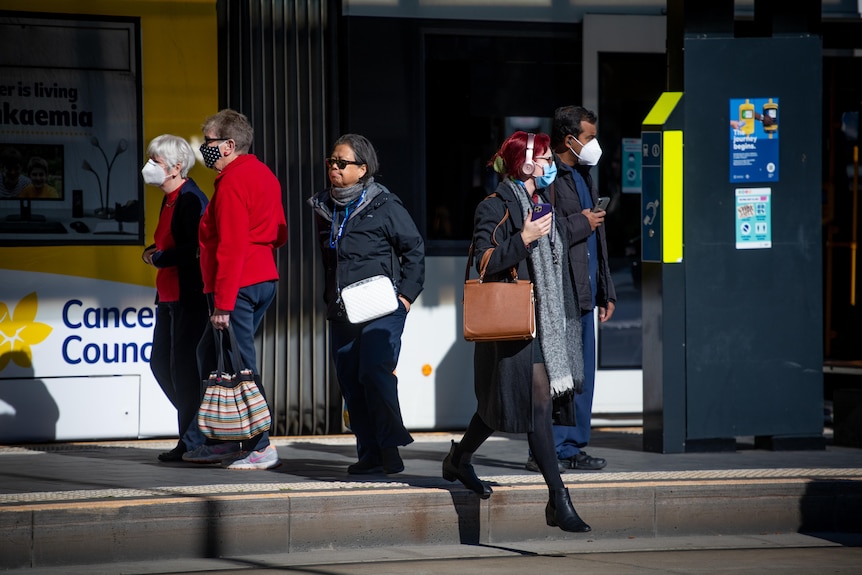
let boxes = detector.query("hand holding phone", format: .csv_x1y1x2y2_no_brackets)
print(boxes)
527,202,555,245
531,203,553,220
592,196,610,212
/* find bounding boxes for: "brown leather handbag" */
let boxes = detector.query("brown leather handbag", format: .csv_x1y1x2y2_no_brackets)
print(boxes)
463,243,536,342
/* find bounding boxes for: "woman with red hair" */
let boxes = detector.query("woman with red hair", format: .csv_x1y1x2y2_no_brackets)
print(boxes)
442,131,590,533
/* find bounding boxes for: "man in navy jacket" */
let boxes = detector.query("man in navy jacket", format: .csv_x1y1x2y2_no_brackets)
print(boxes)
527,105,616,472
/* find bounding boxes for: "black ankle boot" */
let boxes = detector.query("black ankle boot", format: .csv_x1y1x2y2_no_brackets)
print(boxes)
381,446,404,474
545,487,591,532
347,452,382,475
158,441,186,462
442,440,492,499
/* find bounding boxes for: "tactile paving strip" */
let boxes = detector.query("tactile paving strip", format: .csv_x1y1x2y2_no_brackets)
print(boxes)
1,468,860,505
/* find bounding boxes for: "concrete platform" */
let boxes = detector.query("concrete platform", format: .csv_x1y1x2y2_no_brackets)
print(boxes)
1,429,861,570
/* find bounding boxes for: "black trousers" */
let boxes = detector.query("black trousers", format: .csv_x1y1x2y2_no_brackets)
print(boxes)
150,300,208,448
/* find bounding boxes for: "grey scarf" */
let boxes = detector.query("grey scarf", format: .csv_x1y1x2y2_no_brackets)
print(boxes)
511,181,583,397
330,177,373,207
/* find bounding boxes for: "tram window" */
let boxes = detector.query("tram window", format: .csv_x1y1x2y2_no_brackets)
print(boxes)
423,29,581,254
341,17,581,253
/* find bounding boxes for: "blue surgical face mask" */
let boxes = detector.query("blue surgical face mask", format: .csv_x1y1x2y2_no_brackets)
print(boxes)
533,160,557,188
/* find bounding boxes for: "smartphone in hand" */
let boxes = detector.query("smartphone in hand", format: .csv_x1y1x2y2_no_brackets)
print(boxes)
592,196,610,212
531,203,553,220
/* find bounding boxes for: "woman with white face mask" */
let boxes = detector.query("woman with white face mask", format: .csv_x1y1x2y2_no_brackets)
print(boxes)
140,134,210,463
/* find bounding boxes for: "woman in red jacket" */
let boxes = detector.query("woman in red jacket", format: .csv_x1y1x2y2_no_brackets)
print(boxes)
183,109,288,470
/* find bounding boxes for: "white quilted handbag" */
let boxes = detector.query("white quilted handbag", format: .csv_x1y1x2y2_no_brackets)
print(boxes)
340,275,398,323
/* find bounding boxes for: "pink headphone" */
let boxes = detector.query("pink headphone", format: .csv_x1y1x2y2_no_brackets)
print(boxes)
521,133,536,175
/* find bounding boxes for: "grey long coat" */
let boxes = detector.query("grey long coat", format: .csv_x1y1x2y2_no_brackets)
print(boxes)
469,180,577,434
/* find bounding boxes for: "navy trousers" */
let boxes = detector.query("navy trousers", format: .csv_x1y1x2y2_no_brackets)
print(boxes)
196,281,276,452
553,309,597,459
330,301,413,462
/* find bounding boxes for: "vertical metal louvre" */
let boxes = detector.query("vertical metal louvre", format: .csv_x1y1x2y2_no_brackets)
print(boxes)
217,0,340,435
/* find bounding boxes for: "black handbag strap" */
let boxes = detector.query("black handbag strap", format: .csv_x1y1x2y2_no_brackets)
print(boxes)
212,324,248,375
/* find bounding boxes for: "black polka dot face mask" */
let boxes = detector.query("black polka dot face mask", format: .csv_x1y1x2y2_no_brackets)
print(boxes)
199,142,224,169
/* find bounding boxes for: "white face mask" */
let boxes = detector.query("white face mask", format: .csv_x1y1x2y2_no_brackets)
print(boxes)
569,138,603,166
141,159,167,186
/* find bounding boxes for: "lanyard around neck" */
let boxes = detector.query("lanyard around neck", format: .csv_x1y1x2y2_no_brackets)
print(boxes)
328,189,366,248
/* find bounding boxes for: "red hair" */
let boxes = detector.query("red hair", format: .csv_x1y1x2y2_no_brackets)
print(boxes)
488,131,551,179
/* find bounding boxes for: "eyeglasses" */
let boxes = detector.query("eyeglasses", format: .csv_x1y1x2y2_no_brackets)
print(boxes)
535,155,553,163
203,137,229,146
326,157,364,170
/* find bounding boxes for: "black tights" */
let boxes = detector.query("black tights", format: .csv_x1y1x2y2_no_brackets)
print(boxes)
457,363,564,491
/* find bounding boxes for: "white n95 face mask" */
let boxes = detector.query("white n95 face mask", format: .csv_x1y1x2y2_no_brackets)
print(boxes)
141,159,167,186
570,138,603,166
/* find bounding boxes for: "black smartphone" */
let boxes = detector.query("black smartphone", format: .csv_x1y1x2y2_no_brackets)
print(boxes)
531,203,553,220
592,196,610,212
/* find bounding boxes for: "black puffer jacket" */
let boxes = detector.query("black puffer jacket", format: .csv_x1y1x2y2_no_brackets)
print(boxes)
309,181,425,322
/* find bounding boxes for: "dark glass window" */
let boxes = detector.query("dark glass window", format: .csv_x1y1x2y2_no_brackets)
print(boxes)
341,17,582,254
596,52,666,370
423,28,582,253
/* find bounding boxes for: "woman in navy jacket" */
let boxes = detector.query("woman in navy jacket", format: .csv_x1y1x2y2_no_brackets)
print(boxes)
309,133,425,475
141,134,209,463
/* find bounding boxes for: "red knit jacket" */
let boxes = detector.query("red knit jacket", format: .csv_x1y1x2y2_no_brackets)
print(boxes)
198,154,287,311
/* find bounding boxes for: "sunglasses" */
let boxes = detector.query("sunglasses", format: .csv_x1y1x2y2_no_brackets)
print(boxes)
326,157,364,170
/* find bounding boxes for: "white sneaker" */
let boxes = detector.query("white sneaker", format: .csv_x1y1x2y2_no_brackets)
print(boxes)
222,445,281,470
182,442,241,463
